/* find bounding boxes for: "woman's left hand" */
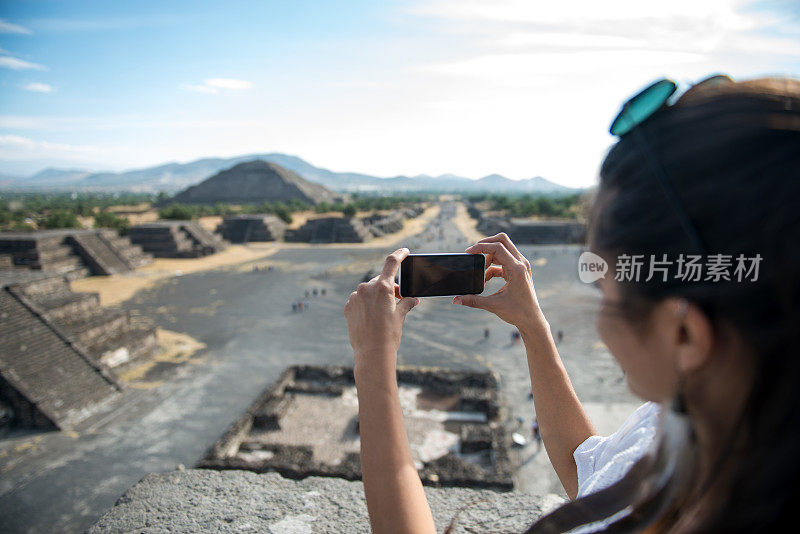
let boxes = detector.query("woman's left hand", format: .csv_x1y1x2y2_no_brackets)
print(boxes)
344,247,419,379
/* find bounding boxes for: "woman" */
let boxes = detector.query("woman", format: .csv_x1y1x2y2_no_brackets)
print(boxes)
344,75,800,532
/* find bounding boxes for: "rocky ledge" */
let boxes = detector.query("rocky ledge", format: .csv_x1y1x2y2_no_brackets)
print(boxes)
89,469,564,533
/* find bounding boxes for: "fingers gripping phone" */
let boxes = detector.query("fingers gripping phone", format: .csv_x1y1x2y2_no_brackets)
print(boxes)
399,253,485,298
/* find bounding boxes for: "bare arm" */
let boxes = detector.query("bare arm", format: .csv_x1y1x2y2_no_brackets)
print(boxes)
355,358,436,533
519,310,595,499
456,234,595,499
344,248,436,534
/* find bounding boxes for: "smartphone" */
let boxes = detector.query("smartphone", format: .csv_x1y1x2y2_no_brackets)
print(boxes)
399,253,485,298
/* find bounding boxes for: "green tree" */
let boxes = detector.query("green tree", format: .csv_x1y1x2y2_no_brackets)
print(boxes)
159,204,197,220
342,204,357,218
274,204,293,224
42,209,82,229
94,210,130,234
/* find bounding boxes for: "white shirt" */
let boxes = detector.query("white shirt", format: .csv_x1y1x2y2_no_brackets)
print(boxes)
574,402,661,498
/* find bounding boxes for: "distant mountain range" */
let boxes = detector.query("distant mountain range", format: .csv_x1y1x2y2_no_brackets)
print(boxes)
0,153,580,195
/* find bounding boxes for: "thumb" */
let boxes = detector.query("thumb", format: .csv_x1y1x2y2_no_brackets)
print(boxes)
397,296,419,316
453,294,493,310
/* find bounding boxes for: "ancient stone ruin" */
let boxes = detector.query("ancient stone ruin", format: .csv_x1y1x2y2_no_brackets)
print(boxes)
361,211,404,237
0,272,158,429
285,208,422,244
0,229,152,277
167,160,340,206
473,211,586,245
285,217,373,244
217,214,287,243
1,280,119,429
361,207,424,237
128,221,227,258
198,365,513,490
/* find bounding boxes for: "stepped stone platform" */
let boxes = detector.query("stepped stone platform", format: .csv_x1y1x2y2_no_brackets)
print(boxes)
0,229,152,276
0,273,158,429
217,214,287,243
0,283,121,429
477,216,586,244
198,365,513,491
361,210,406,237
129,221,227,258
285,217,373,243
90,470,563,533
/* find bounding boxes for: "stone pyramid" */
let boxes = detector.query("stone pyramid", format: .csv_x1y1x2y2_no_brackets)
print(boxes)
168,159,338,206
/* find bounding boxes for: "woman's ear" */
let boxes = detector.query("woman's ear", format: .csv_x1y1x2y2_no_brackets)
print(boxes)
673,299,714,374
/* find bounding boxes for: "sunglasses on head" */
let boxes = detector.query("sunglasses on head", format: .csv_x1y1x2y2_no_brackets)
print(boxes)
608,74,733,255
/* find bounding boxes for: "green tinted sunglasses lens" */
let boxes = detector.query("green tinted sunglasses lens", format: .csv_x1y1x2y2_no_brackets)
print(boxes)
610,79,677,136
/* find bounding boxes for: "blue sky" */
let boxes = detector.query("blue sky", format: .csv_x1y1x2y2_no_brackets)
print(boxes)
1,0,798,187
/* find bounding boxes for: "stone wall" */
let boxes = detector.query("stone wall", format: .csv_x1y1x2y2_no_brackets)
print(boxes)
90,470,564,533
475,215,586,245
199,365,514,491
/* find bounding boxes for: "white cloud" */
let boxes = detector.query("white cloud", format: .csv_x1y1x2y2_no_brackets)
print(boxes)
22,82,53,93
0,134,100,160
0,115,262,131
423,50,705,84
408,0,750,26
205,78,253,90
384,0,800,186
0,18,33,35
494,32,644,50
181,78,253,94
409,0,796,58
0,55,47,70
326,79,389,89
180,83,219,94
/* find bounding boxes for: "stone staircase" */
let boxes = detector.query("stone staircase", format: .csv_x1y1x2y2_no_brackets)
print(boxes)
98,230,153,269
0,284,122,430
0,230,85,275
70,233,132,275
129,221,227,258
218,215,287,243
15,275,158,372
181,222,228,254
0,229,152,277
286,217,372,243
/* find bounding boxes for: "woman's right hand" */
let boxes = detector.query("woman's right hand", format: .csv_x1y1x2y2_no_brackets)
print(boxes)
454,233,545,330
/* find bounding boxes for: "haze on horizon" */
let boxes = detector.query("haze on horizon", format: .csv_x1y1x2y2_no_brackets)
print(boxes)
0,0,798,188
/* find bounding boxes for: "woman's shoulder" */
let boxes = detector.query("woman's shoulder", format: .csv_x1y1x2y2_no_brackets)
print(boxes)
574,402,661,498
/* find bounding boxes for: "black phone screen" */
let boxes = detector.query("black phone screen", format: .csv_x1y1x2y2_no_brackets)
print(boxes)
399,254,484,297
